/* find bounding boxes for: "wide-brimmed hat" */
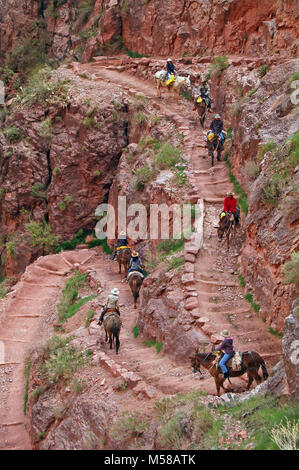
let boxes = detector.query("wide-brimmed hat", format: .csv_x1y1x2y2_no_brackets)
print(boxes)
119,231,126,237
167,58,172,62
227,191,234,196
111,288,119,296
220,330,230,338
215,114,221,119
131,251,139,257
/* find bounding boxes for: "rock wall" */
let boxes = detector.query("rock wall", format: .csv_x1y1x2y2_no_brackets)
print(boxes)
229,59,299,331
282,299,299,398
0,67,129,277
0,0,298,67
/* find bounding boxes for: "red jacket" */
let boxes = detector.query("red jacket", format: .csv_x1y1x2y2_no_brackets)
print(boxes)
223,196,237,213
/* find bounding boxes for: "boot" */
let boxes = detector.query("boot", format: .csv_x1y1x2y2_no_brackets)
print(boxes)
224,371,230,379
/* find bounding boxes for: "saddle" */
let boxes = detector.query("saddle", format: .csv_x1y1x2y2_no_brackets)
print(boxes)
213,351,243,371
116,245,130,252
127,270,144,280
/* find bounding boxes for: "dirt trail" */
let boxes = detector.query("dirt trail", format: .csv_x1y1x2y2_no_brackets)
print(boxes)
0,250,94,449
0,61,282,449
80,62,281,359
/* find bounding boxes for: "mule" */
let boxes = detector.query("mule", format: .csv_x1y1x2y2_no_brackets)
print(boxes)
128,271,144,308
191,350,268,396
207,132,223,167
103,310,121,354
154,70,191,102
194,100,209,128
217,211,238,250
117,248,131,276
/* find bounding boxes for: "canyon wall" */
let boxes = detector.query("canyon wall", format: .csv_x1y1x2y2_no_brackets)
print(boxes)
0,0,298,67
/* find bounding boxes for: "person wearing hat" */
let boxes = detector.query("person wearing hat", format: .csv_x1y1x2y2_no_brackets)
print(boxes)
223,191,240,225
210,113,225,142
127,251,145,280
110,231,129,260
166,58,176,81
199,79,212,110
98,287,120,325
215,330,235,379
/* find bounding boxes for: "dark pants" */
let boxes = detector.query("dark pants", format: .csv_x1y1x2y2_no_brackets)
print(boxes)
233,209,240,225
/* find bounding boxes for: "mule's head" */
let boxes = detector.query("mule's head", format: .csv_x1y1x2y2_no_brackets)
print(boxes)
217,213,227,240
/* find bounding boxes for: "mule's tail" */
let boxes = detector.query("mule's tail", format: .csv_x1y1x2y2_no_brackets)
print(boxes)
261,359,268,381
112,321,120,354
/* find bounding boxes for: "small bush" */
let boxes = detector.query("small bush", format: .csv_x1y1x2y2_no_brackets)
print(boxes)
111,410,148,443
132,324,140,338
157,412,186,449
53,167,60,176
132,112,146,127
26,219,60,254
45,343,89,383
154,144,181,170
135,164,151,191
166,256,184,272
57,270,88,323
85,309,96,327
39,118,52,139
143,339,163,353
259,64,269,78
258,141,276,160
237,273,246,287
270,418,299,450
282,252,299,286
4,126,23,143
208,55,229,78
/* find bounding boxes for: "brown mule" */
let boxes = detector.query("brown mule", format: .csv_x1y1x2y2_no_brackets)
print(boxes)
194,100,208,128
207,132,223,167
103,310,121,354
117,248,131,276
217,211,237,250
191,350,268,396
128,272,144,308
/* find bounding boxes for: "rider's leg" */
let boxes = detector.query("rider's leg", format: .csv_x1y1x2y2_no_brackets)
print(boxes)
110,248,117,260
98,308,107,325
219,353,233,378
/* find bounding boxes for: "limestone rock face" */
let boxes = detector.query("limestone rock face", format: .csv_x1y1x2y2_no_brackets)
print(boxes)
282,300,299,398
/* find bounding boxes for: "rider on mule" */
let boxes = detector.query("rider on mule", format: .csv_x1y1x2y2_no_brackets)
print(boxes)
127,251,145,278
215,330,235,379
199,80,212,110
98,287,120,326
210,114,225,144
166,58,176,79
110,231,129,260
223,191,240,225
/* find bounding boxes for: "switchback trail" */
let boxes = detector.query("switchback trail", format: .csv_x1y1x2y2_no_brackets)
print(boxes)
0,60,282,449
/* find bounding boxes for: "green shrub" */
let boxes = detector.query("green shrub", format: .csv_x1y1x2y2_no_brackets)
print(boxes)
157,412,186,448
58,201,67,211
56,270,89,323
143,339,163,353
135,164,151,191
44,343,89,383
4,126,23,143
132,112,146,127
111,410,148,443
77,0,96,27
154,144,181,170
237,273,246,287
85,309,96,327
7,29,51,73
17,67,70,108
30,183,46,201
39,118,52,139
132,324,140,338
26,219,60,254
53,167,60,176
157,237,184,256
282,252,299,286
24,357,32,415
166,256,184,271
259,64,269,78
208,55,229,78
258,141,276,160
